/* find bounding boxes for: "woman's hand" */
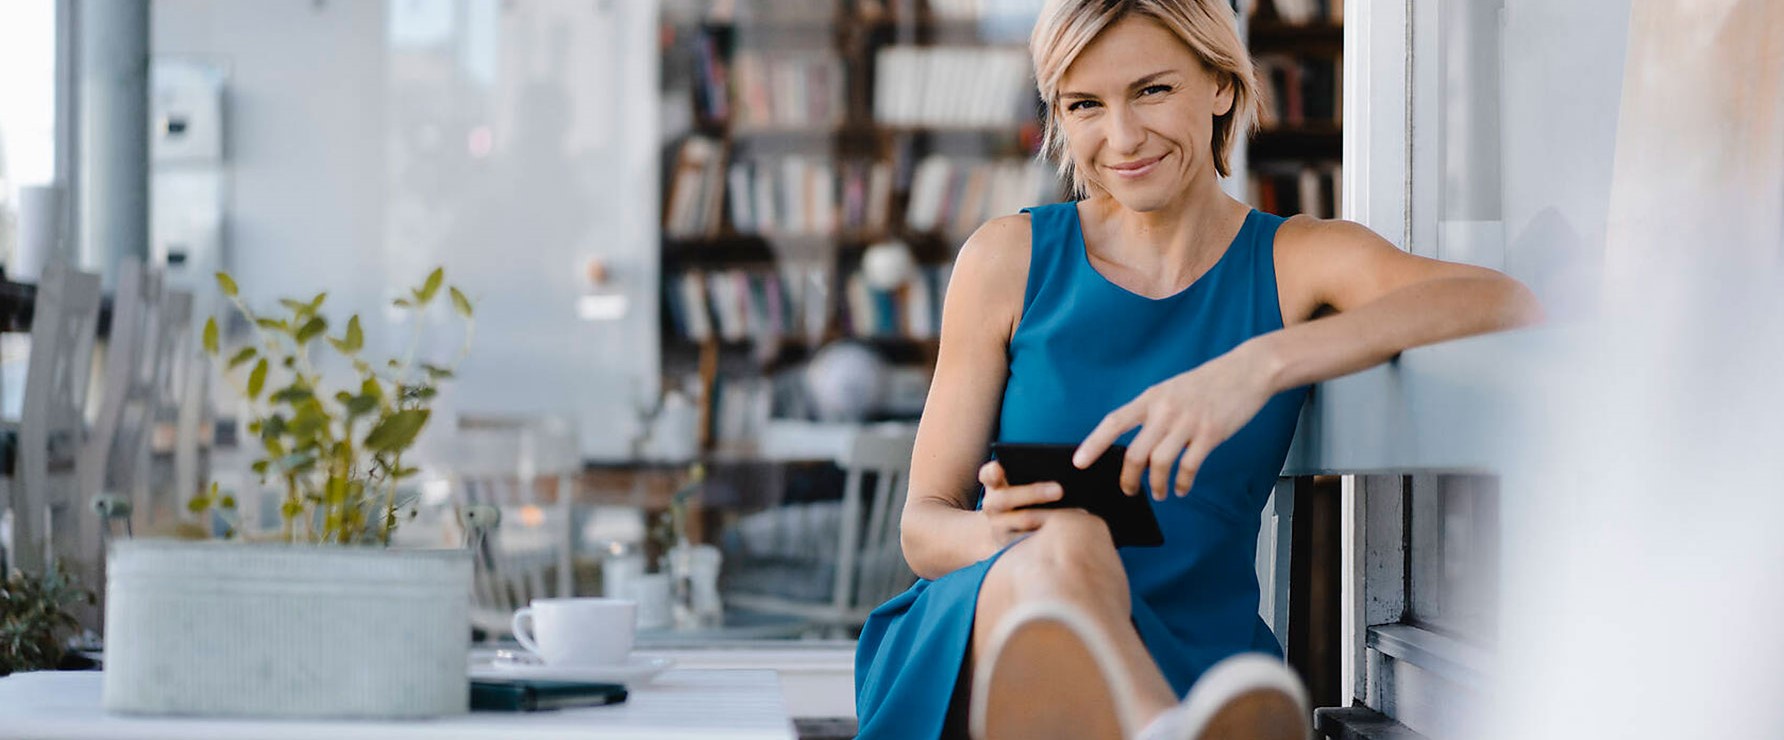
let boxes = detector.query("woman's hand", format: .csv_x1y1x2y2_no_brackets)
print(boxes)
977,460,1065,548
1073,343,1278,500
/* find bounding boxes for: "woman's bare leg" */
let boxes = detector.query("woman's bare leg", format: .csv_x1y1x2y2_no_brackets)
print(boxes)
962,509,1179,737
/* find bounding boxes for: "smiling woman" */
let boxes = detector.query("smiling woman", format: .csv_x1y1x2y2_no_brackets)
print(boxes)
851,0,1541,738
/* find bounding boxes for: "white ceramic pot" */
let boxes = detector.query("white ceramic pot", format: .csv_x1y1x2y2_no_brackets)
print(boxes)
102,540,471,718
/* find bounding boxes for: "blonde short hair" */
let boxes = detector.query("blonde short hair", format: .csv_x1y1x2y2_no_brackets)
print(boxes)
1030,0,1261,196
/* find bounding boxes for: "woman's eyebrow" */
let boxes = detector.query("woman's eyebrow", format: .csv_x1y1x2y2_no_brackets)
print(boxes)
1058,70,1178,100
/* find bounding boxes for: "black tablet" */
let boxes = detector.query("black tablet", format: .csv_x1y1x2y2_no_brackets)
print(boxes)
989,442,1165,548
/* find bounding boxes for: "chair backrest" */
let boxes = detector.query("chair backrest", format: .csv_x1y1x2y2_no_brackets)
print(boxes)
76,260,154,565
832,423,918,617
14,261,103,576
449,416,579,627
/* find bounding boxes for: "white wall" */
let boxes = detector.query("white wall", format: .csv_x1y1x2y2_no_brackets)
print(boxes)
152,0,660,460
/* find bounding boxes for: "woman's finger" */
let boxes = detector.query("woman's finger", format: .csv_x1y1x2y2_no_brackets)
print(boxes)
1148,426,1194,502
984,481,1064,513
978,460,1007,489
1074,402,1143,469
1172,436,1217,497
1120,416,1169,496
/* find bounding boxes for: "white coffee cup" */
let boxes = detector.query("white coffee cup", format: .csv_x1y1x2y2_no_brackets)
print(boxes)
511,597,637,666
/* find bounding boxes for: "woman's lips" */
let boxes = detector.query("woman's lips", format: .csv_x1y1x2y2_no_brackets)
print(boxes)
1108,154,1164,179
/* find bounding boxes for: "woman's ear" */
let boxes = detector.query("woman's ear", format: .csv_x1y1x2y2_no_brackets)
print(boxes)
1212,73,1236,117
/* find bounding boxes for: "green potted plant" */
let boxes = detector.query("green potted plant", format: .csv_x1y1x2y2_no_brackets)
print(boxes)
101,269,480,719
0,564,94,677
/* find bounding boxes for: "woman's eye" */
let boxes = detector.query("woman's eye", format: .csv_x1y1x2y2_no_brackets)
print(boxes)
1066,100,1100,112
1139,84,1172,97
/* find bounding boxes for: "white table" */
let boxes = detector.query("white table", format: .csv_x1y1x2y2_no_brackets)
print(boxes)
0,669,795,739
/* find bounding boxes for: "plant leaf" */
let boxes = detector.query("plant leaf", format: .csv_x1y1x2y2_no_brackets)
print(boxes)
308,292,328,313
255,317,288,333
361,377,383,402
202,318,219,355
219,495,236,509
186,495,210,513
345,395,378,418
216,272,238,297
227,346,258,369
345,315,363,352
419,268,445,304
260,414,287,441
247,359,269,399
270,385,314,405
363,409,430,454
421,363,455,381
279,298,310,315
327,337,349,355
295,317,327,344
449,286,473,318
392,297,412,309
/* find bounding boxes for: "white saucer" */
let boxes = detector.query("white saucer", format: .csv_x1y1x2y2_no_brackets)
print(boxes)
472,653,675,686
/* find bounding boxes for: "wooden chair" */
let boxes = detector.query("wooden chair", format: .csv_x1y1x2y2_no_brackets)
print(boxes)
726,423,919,634
12,261,103,578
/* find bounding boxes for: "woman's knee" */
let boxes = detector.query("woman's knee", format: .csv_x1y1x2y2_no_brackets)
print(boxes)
988,510,1125,601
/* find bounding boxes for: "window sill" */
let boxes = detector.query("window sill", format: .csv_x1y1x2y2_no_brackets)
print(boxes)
1315,706,1428,740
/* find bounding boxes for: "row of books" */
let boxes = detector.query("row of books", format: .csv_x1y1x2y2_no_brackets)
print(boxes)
1256,54,1341,130
1254,0,1344,25
842,263,952,340
731,51,848,130
664,262,953,345
666,267,826,343
1247,162,1342,219
873,46,1034,128
726,157,896,236
905,156,1057,236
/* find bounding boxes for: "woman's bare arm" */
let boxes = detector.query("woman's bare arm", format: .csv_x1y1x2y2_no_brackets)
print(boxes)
1074,215,1544,497
899,215,1034,580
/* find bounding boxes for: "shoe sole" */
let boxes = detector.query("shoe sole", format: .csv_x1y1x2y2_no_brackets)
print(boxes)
1176,654,1311,740
971,603,1138,740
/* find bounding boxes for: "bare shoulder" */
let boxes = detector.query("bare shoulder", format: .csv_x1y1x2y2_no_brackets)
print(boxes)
947,214,1034,338
1272,214,1395,260
1271,214,1505,322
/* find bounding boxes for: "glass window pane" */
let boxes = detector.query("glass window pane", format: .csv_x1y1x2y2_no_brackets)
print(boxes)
0,0,59,260
1406,474,1499,645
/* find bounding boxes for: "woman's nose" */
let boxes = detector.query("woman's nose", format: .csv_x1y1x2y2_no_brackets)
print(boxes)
1104,105,1146,154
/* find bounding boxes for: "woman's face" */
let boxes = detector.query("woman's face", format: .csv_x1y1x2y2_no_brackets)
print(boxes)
1055,15,1233,210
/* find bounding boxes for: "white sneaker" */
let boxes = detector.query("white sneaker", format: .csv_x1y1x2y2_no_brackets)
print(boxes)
1134,654,1311,740
969,600,1144,740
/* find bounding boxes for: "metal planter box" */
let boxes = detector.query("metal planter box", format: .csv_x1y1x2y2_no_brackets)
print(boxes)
102,540,471,718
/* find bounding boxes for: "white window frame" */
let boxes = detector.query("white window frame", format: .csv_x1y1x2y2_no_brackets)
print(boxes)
1314,1,1501,735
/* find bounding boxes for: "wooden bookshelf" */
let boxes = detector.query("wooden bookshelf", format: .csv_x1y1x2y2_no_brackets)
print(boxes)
1244,0,1343,219
658,0,1052,450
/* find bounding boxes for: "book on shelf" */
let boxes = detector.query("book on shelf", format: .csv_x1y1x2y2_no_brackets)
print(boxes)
874,45,1034,128
1247,161,1341,218
905,155,1055,237
666,265,834,345
840,263,951,341
722,155,896,237
730,50,845,130
665,136,729,238
1255,53,1340,130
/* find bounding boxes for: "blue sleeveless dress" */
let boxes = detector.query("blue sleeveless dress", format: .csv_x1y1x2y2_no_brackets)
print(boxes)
853,202,1310,738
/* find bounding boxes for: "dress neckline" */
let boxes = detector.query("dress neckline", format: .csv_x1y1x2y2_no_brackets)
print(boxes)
1070,202,1255,303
